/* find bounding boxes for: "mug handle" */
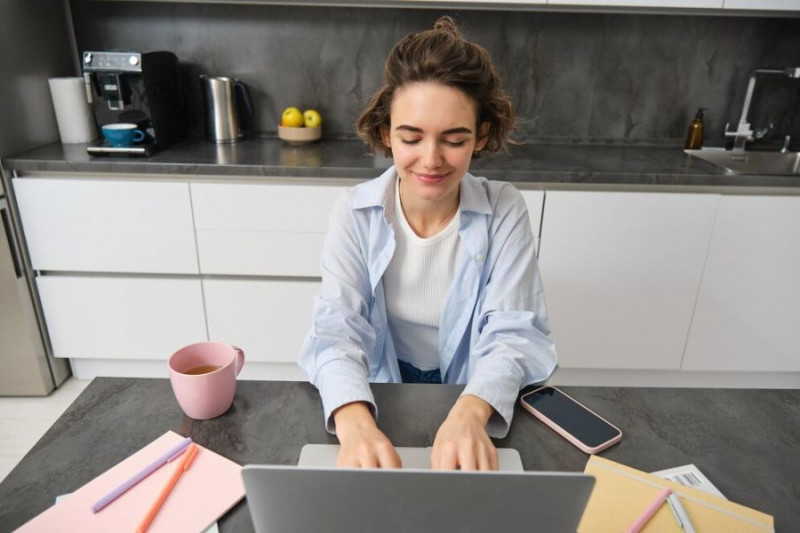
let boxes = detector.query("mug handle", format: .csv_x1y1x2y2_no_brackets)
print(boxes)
232,345,245,376
133,129,146,143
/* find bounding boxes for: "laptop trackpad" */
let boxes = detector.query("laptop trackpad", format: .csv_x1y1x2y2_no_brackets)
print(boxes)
298,444,524,471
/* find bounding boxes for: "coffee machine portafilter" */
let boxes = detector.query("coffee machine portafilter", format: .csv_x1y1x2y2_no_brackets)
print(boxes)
83,51,185,155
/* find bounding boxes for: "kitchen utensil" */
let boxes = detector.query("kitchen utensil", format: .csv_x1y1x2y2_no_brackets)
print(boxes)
200,75,253,143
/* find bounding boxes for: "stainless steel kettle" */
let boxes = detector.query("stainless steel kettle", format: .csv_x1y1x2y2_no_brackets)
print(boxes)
200,75,254,143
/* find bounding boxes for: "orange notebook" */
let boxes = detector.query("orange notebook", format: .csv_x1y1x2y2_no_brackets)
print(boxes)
579,456,774,532
18,431,245,532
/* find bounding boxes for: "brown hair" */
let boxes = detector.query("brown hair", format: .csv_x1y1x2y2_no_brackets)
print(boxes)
356,16,515,158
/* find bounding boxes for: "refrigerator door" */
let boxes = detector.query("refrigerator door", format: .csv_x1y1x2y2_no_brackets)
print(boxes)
0,195,69,395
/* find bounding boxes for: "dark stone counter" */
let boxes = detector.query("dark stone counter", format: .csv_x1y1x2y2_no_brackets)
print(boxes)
1,379,798,531
4,137,800,190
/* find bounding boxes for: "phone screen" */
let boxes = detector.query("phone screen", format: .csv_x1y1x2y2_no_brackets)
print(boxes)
521,387,620,448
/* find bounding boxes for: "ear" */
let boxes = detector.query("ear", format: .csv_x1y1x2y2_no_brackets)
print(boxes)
380,125,391,148
474,122,490,152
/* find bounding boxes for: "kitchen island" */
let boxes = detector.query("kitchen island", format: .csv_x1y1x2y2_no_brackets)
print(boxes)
2,138,799,388
0,378,798,531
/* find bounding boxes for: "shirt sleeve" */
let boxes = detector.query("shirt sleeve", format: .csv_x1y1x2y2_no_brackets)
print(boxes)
461,185,558,438
297,192,378,433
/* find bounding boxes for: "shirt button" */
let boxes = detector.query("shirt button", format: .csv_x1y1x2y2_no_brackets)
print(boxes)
475,253,485,262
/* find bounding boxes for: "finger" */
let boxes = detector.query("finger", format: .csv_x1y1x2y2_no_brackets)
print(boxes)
477,443,498,471
374,442,402,469
458,443,478,471
336,450,360,468
488,445,499,471
436,443,459,471
430,444,441,470
359,448,379,469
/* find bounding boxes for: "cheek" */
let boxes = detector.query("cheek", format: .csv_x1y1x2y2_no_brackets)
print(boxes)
388,140,413,161
449,146,476,166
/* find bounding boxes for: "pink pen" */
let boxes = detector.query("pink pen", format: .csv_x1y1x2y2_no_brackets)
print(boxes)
625,488,673,533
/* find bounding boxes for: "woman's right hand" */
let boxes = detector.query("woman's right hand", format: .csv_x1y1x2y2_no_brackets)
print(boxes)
333,402,402,468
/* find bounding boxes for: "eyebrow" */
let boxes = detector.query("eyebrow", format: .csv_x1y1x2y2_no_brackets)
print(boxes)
394,125,474,135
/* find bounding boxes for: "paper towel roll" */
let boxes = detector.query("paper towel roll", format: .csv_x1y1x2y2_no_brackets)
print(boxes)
48,77,98,144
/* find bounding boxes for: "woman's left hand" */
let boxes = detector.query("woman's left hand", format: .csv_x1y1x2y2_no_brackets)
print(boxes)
431,395,499,471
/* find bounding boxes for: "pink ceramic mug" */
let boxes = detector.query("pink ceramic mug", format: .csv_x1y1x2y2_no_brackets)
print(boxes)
168,341,245,420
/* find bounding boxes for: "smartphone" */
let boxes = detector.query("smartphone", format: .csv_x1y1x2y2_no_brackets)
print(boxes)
520,386,622,454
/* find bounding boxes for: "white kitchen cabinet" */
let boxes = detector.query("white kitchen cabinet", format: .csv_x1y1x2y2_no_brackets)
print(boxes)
723,0,800,9
13,178,198,274
547,0,723,7
203,279,319,372
191,182,345,276
538,190,719,370
37,276,207,360
683,195,800,372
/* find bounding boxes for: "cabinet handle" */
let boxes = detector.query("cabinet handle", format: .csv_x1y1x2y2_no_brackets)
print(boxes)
1,205,23,279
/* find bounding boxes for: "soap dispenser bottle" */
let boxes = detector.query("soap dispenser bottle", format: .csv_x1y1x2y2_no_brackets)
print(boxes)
685,108,707,149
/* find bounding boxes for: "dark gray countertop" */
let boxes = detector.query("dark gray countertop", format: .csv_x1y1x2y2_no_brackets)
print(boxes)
1,378,798,531
5,137,800,190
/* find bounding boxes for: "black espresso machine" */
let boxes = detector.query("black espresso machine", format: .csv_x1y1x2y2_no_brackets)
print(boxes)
83,50,184,156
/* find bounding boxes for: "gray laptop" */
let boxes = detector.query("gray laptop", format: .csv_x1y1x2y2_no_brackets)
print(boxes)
242,445,595,533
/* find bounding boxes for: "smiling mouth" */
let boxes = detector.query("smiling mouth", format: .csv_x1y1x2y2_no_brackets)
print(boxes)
414,171,450,183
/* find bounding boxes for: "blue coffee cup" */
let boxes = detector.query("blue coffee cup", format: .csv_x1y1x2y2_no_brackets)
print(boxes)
101,123,146,147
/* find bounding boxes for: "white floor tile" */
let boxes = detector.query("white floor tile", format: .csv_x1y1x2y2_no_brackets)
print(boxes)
0,456,17,483
0,378,89,418
0,378,90,483
0,419,55,456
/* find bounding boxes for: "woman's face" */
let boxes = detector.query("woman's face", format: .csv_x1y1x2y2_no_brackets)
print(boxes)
382,82,488,210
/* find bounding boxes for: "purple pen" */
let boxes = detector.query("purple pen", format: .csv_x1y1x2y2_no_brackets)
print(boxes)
91,436,193,513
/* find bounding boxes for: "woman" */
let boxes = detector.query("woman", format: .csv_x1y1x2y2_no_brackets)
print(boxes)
299,16,557,471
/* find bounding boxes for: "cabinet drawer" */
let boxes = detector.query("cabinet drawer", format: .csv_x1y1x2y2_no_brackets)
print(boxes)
196,231,325,276
191,182,344,232
14,178,198,274
191,182,345,276
38,276,207,360
203,279,319,364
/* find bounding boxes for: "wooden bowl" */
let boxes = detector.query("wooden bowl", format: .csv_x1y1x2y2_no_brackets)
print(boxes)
278,125,321,144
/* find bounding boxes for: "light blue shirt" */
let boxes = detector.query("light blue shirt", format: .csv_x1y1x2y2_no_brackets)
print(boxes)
298,166,558,438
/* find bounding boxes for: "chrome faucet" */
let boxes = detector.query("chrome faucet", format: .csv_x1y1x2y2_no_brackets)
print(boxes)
781,135,792,154
725,67,800,151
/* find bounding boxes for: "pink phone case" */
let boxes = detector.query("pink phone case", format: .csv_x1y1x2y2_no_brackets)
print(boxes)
520,386,622,454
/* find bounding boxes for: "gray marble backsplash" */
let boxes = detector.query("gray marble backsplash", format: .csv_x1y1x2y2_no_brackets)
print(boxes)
71,2,800,149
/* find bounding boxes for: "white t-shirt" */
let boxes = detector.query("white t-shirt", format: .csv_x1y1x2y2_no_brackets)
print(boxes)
383,177,463,371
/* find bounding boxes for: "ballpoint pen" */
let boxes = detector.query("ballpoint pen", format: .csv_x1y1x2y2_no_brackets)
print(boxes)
137,443,199,533
91,436,193,513
667,493,697,533
625,488,672,533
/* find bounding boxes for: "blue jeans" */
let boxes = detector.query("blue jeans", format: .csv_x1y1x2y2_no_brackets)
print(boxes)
398,360,442,384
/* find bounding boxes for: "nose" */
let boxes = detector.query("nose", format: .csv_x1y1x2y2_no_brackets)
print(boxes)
420,140,443,170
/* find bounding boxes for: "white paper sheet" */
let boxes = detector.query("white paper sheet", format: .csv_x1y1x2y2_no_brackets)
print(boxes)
650,464,727,499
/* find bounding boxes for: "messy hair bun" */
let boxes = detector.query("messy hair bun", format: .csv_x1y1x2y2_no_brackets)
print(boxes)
356,16,516,158
433,15,461,35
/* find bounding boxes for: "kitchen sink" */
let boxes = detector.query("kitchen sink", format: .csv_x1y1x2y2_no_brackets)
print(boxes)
685,149,800,175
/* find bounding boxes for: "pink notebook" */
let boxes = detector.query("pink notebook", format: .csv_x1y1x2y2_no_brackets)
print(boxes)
18,431,245,532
